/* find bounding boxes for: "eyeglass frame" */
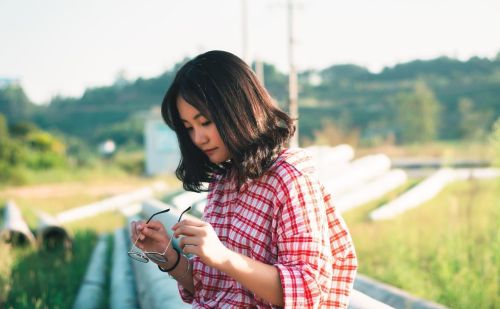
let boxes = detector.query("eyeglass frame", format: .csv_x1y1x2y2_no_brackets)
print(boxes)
128,206,191,263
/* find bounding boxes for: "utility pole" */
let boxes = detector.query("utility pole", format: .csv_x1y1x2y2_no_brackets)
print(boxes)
287,0,299,147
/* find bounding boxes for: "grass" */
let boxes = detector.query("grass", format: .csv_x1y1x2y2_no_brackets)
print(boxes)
343,178,500,309
0,171,180,308
1,143,497,308
2,230,98,308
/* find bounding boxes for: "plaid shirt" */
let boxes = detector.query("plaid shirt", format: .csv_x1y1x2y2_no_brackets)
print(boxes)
178,148,357,308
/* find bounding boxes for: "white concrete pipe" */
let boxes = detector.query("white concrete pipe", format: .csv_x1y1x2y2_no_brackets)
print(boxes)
453,168,500,180
335,169,408,213
110,228,139,309
370,168,456,221
192,199,208,217
36,211,72,249
171,191,208,211
126,215,190,309
0,200,36,246
56,181,168,224
73,234,109,309
349,289,395,309
353,274,448,309
324,154,392,196
306,144,355,182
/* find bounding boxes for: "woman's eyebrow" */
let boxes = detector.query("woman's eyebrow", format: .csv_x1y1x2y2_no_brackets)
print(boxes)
181,113,204,123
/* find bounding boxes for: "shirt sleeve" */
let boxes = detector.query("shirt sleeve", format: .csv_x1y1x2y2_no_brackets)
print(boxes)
274,172,357,308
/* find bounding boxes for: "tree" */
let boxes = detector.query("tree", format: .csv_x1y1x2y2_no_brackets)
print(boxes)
489,118,500,167
395,81,440,143
0,113,7,138
0,85,33,122
458,97,490,140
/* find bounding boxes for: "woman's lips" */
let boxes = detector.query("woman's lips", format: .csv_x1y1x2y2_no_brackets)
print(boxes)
204,148,217,156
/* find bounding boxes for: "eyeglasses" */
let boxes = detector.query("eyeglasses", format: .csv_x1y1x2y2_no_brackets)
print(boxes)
128,206,191,263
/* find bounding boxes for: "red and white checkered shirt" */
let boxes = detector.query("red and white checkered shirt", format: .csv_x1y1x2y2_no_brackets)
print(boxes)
178,148,357,308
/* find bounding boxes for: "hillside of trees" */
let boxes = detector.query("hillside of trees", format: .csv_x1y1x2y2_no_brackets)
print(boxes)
1,55,499,164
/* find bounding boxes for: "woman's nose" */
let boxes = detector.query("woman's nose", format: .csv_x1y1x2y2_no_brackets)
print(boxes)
193,128,208,145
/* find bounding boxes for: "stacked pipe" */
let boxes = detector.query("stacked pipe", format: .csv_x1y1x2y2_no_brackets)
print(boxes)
323,154,392,197
73,234,109,309
335,169,408,213
370,167,500,221
110,228,139,309
0,200,36,246
306,144,354,182
171,191,208,216
56,181,168,224
126,212,190,309
36,211,72,249
370,168,455,221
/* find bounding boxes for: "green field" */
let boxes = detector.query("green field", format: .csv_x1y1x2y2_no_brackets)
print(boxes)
343,178,500,308
0,171,498,308
0,173,180,308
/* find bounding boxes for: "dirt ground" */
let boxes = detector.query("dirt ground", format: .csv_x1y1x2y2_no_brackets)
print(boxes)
1,182,149,200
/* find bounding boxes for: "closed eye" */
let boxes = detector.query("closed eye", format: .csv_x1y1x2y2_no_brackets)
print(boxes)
202,120,212,126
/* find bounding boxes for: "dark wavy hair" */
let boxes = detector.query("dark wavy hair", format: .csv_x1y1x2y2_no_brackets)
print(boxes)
161,50,295,192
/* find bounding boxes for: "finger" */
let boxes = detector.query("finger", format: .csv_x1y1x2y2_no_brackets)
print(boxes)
181,243,199,256
141,226,169,243
172,217,205,230
130,221,137,240
131,221,143,242
179,236,200,249
144,220,166,232
173,225,207,238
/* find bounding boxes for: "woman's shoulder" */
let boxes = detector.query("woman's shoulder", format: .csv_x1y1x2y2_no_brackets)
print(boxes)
269,147,317,180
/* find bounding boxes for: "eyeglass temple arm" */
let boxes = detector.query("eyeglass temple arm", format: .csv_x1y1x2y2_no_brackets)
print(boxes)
178,206,192,222
146,208,171,224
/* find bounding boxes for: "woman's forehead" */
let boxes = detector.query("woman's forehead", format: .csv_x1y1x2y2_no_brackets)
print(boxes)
177,96,211,120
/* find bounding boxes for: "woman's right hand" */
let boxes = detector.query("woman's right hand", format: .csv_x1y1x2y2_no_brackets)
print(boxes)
130,220,176,261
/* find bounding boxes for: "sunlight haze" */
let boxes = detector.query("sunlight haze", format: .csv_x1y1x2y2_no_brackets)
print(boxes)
1,0,499,104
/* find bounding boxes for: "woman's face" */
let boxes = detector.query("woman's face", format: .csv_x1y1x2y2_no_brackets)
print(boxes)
177,96,230,164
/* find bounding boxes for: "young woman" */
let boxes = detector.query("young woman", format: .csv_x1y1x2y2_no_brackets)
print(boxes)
131,50,357,308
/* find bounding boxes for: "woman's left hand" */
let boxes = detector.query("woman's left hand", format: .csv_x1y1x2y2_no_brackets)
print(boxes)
172,218,230,268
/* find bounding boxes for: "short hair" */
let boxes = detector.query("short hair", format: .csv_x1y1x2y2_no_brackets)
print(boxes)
161,50,294,192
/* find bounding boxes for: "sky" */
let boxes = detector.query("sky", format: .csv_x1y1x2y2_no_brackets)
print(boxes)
1,0,499,104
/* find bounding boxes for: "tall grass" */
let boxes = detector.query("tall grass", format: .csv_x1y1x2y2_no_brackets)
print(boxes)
0,242,13,307
3,231,98,308
343,179,500,308
0,172,178,308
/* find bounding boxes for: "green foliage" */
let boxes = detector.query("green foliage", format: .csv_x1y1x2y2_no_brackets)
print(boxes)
0,85,35,123
0,114,7,137
92,115,144,146
112,151,145,175
0,119,70,184
457,97,491,140
3,55,500,149
9,122,39,138
0,241,13,306
4,231,99,308
489,118,500,167
393,81,440,143
344,179,500,308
